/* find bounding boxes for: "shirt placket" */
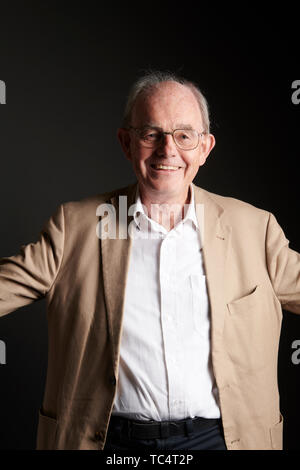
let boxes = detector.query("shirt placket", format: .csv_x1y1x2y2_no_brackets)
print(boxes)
159,232,184,419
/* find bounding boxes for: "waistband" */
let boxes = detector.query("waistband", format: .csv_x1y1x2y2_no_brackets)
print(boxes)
109,415,222,439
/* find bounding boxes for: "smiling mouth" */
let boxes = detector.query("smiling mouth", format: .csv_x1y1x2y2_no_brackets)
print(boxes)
151,164,181,170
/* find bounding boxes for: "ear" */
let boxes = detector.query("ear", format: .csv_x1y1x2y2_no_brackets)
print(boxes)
199,133,216,166
117,128,132,161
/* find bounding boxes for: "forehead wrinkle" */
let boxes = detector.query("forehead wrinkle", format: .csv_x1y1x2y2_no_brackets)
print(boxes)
137,123,196,133
174,123,194,130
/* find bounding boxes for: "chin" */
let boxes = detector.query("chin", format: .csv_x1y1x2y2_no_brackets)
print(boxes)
152,183,182,195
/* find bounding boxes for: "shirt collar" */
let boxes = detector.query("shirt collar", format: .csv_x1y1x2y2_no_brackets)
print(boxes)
132,184,199,232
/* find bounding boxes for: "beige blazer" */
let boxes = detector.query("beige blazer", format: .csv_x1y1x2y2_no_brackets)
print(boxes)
1,183,299,450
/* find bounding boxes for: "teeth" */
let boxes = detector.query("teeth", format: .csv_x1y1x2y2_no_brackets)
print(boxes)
154,165,179,170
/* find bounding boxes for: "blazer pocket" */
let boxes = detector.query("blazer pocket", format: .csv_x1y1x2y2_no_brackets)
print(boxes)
269,414,283,450
224,285,280,372
227,285,260,314
36,408,58,450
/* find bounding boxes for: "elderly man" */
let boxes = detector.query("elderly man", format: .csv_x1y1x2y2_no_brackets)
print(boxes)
0,71,299,451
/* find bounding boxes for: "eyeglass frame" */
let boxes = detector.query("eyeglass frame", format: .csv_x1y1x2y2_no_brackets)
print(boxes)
127,125,207,151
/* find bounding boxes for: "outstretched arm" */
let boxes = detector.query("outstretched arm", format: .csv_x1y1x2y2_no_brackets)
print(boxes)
266,212,300,314
0,204,65,317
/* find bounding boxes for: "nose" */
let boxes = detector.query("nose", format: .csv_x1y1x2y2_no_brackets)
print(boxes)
156,133,178,158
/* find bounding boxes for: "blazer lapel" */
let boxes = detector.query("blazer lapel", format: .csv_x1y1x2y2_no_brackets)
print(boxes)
193,184,232,340
100,184,137,368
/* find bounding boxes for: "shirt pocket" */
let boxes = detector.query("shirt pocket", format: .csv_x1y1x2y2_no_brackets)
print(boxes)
189,274,210,337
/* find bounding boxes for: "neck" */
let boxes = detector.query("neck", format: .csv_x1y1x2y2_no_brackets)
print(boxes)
139,186,191,231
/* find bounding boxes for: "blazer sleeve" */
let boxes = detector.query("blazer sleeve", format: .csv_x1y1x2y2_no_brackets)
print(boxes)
0,204,65,317
266,212,300,314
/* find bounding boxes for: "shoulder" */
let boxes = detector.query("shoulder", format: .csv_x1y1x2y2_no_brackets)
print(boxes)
193,184,271,226
63,183,136,211
57,183,137,223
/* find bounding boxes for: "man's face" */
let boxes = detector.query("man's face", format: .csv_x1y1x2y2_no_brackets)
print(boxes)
118,81,215,202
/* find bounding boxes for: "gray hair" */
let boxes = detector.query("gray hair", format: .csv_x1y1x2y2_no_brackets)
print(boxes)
122,70,211,133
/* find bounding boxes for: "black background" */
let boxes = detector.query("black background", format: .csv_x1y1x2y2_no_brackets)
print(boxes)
0,1,299,450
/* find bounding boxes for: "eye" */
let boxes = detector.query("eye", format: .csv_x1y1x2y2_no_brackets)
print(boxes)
177,131,193,140
142,130,161,141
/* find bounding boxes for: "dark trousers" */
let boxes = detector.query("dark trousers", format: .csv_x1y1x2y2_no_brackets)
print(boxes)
103,415,227,451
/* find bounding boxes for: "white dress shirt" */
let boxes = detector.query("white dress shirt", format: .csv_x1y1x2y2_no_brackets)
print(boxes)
112,185,221,421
